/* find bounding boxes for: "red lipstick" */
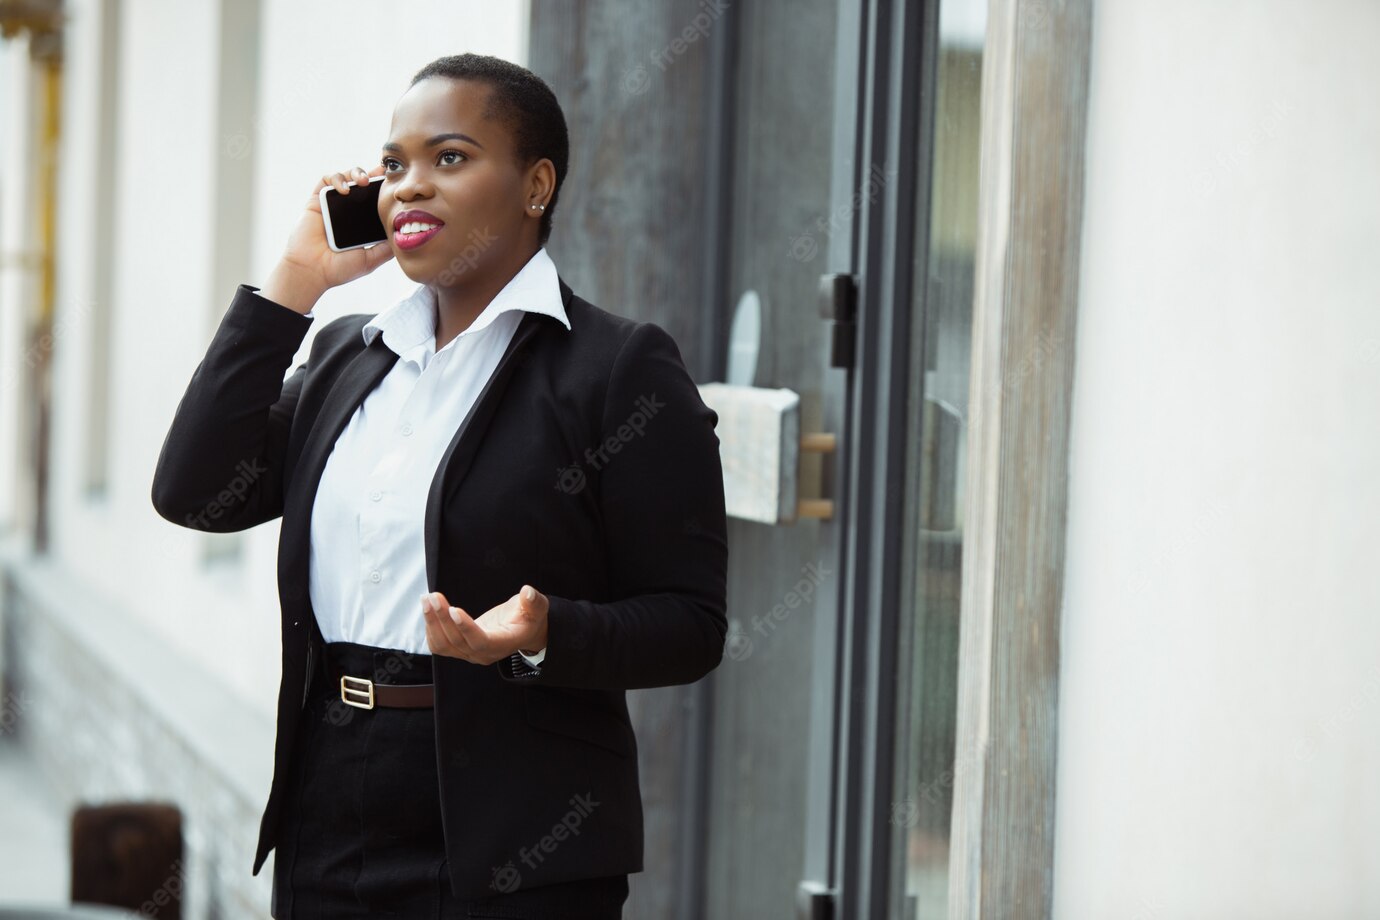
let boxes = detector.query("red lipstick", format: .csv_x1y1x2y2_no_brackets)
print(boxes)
392,209,445,251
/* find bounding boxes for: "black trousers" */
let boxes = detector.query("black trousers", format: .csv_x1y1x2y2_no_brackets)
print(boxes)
270,640,629,919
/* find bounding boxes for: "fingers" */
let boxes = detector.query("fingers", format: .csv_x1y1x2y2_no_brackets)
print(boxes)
421,591,496,663
312,171,340,196
314,166,372,197
448,605,487,647
420,590,547,667
304,162,386,224
361,237,397,269
521,584,547,616
421,591,466,654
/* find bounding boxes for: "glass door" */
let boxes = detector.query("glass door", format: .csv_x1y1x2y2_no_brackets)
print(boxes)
698,0,987,915
700,0,861,916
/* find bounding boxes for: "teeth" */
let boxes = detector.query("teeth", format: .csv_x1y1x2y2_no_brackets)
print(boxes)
400,221,439,235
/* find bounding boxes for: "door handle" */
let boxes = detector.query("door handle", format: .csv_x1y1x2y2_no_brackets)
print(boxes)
797,432,836,520
819,272,858,370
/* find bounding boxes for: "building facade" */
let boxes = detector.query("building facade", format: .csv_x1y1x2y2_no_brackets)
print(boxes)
2,0,1379,918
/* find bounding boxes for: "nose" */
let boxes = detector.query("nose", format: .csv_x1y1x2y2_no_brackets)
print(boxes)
392,169,434,203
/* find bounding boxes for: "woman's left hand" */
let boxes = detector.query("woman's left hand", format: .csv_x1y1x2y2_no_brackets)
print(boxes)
420,585,549,665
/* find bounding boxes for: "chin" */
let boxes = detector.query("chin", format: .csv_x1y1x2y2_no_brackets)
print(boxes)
396,256,469,288
396,266,430,285
390,248,437,276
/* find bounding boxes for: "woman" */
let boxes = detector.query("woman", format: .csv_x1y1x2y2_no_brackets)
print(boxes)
150,53,728,919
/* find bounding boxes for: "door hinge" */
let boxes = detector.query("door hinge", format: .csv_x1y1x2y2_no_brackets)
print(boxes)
818,273,858,369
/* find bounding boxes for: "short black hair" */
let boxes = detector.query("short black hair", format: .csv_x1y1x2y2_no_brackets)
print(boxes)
410,54,568,247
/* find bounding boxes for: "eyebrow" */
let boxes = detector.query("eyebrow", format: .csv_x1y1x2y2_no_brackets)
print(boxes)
382,132,485,153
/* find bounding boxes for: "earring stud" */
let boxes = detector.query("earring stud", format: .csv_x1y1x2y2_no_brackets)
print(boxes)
530,204,545,211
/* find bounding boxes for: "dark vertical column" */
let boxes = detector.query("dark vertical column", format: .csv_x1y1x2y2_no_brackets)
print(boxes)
528,4,732,918
527,0,724,376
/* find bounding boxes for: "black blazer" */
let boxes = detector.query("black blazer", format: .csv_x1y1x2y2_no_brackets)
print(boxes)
150,276,728,897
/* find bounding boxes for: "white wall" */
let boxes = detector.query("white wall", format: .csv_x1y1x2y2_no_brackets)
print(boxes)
41,0,529,719
1054,1,1380,917
248,0,530,323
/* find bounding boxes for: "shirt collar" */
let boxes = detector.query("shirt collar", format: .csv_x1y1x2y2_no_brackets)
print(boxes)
361,246,571,359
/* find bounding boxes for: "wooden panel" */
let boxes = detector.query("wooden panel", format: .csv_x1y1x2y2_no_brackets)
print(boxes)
947,0,1093,917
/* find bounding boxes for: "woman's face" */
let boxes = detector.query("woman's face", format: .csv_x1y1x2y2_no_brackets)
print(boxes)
377,77,534,285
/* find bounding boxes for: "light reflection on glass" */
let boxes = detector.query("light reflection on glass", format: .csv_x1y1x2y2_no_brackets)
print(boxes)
890,0,986,916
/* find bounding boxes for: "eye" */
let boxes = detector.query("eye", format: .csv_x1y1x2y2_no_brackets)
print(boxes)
438,149,467,166
381,156,401,173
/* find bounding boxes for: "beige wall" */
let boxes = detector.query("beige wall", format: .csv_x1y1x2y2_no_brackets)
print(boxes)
1054,1,1380,916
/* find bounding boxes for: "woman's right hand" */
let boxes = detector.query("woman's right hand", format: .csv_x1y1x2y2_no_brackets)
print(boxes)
260,164,396,314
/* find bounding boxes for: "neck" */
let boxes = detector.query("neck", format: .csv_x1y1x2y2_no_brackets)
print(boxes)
430,242,540,352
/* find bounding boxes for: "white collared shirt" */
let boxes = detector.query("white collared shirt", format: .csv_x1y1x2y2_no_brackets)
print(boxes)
307,246,569,664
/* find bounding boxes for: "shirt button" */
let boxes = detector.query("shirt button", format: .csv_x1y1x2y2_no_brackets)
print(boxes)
370,490,382,501
370,570,382,583
401,423,413,436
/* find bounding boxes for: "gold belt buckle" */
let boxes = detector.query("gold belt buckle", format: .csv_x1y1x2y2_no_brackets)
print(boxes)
340,674,375,710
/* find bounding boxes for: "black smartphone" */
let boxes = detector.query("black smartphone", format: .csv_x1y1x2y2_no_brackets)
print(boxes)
319,175,388,252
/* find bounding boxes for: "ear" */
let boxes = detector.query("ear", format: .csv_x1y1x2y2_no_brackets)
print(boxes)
525,157,557,207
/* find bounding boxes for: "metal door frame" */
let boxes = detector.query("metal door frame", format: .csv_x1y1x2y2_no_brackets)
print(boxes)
685,0,934,916
829,0,933,917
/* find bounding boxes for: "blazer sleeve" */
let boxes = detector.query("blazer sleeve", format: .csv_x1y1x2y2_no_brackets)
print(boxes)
497,321,729,690
150,284,314,532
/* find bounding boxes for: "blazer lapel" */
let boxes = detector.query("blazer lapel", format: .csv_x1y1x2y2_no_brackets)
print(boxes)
423,274,575,590
279,334,399,603
423,310,544,590
276,274,576,604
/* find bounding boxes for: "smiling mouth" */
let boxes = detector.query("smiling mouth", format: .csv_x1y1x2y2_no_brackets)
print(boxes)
394,221,444,251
